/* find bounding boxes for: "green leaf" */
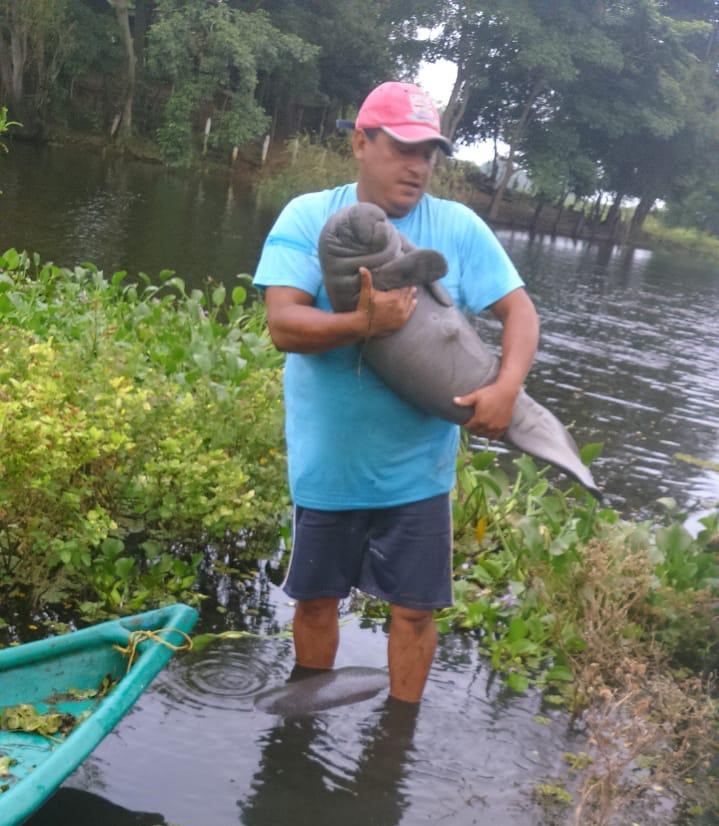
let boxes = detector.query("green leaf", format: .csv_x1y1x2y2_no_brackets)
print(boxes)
507,672,530,693
507,617,529,641
471,450,497,471
579,442,603,465
545,664,574,683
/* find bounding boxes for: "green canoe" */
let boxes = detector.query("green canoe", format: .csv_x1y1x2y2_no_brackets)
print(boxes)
0,603,198,826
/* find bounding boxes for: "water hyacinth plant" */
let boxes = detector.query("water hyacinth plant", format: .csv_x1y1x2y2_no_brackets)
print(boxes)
0,250,288,619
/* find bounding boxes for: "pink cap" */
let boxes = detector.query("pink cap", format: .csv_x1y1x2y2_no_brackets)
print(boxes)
348,82,453,155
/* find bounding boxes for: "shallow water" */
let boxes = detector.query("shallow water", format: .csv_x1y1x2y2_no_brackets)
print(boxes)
25,579,586,826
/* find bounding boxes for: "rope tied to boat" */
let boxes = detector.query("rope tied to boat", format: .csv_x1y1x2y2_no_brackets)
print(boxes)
114,627,194,671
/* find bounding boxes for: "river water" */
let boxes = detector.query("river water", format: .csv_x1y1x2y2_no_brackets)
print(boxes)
3,141,718,825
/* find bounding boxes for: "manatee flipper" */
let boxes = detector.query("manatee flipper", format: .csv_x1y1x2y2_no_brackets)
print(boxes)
372,247,447,292
254,666,390,716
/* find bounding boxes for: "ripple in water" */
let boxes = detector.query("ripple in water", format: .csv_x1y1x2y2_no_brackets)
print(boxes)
152,636,291,713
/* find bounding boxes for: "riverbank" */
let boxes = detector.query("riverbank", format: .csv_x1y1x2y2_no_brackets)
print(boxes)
18,127,719,259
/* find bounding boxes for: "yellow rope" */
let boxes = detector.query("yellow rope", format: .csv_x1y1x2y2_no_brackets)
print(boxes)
113,627,194,672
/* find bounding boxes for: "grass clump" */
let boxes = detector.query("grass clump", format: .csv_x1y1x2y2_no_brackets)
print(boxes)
255,135,355,212
255,135,481,211
643,215,719,261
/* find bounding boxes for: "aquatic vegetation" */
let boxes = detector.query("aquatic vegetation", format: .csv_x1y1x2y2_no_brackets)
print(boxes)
0,250,288,620
0,705,76,739
643,216,719,260
0,107,20,154
438,443,718,824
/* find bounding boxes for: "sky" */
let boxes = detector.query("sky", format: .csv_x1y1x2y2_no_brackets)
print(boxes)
415,61,497,166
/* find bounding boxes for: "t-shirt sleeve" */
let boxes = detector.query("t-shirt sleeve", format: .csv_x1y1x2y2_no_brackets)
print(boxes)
453,203,524,314
253,196,322,297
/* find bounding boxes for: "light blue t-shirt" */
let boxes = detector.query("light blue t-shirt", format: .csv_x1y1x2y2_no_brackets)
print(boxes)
253,183,523,510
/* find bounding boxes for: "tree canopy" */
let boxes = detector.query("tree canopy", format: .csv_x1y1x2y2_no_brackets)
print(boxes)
1,0,717,237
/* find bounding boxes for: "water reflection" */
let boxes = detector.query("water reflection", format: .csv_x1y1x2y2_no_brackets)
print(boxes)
241,698,417,826
1,142,273,288
25,787,166,826
23,600,582,826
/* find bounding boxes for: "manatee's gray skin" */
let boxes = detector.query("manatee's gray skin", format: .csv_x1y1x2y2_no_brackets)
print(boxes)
254,666,389,716
318,203,601,498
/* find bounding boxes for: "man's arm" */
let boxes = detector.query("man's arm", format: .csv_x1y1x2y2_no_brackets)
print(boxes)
453,287,539,439
264,268,417,354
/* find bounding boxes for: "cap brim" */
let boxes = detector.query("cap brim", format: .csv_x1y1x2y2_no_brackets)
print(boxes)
380,126,454,156
335,119,453,156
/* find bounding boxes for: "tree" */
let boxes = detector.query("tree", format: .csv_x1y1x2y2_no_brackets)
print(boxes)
0,0,78,132
561,0,715,239
106,0,136,142
243,0,402,140
146,0,316,164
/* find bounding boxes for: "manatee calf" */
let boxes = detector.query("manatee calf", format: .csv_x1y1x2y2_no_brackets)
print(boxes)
318,202,601,498
254,666,389,716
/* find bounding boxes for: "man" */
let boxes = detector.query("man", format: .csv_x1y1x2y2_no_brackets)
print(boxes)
253,81,539,704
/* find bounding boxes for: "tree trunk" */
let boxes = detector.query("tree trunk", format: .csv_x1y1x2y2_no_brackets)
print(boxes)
603,190,624,227
440,62,469,141
590,192,603,223
488,75,543,221
628,192,657,241
0,36,12,100
490,132,499,182
1,0,28,116
529,201,543,236
551,194,565,236
108,0,135,142
133,0,149,82
572,208,585,240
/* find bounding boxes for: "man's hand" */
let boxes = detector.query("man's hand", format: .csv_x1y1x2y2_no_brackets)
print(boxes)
453,380,520,439
356,266,417,337
454,288,539,438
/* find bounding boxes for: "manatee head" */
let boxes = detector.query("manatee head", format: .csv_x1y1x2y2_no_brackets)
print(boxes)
319,202,447,314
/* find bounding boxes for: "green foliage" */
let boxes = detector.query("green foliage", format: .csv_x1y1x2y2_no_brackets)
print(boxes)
643,215,719,259
437,443,718,695
255,134,356,210
0,106,20,151
147,0,316,164
0,250,288,617
255,136,485,210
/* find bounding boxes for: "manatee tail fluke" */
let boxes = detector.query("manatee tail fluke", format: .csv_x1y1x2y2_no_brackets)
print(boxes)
505,391,602,499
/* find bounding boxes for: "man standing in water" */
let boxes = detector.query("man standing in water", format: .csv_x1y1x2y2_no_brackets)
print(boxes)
253,81,539,704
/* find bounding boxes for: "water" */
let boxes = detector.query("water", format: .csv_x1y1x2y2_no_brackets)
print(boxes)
25,577,586,826
3,141,718,824
0,141,274,288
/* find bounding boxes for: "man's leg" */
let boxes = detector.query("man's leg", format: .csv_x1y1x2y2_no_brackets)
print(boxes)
387,604,437,703
293,597,341,669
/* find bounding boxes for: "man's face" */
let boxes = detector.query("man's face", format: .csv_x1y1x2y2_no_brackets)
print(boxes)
353,130,439,217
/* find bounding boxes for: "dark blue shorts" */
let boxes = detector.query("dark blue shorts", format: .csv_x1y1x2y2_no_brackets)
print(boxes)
283,494,453,611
